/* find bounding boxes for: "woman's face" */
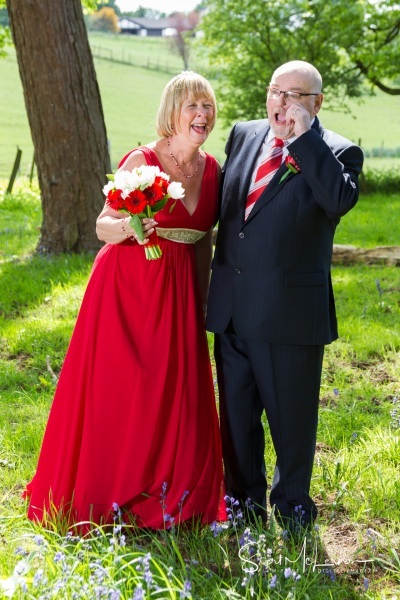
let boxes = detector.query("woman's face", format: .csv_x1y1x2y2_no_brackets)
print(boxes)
176,95,215,145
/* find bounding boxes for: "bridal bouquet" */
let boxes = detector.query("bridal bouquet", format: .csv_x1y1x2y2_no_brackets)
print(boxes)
103,165,185,260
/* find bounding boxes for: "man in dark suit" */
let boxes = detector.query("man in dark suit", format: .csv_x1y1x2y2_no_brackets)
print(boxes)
206,60,364,531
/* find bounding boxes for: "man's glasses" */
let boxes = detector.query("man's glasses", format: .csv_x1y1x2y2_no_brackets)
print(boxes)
266,87,320,102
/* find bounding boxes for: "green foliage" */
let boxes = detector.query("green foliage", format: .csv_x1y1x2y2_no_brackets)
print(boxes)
0,21,11,56
200,0,400,124
361,167,400,195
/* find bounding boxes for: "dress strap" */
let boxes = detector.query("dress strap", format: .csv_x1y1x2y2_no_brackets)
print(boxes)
118,146,163,170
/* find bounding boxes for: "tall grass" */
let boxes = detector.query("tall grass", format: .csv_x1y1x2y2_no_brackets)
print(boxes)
0,182,399,598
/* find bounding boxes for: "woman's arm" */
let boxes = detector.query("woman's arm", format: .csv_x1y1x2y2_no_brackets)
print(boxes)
96,203,136,244
96,149,156,245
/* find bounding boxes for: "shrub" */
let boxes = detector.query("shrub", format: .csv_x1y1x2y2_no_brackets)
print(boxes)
361,166,400,195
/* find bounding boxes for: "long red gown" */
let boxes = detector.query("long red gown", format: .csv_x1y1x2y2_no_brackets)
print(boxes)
25,148,225,529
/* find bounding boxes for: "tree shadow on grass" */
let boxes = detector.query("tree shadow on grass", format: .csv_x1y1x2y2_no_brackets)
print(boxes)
0,252,95,319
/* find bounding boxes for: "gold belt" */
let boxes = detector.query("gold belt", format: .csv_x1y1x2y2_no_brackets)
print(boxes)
156,227,206,244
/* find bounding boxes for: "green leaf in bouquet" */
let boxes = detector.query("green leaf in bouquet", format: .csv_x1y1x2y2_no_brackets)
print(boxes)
169,199,178,213
106,174,115,181
129,214,144,241
152,197,169,213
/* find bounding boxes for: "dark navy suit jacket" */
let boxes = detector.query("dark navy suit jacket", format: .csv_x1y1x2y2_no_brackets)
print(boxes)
206,117,364,345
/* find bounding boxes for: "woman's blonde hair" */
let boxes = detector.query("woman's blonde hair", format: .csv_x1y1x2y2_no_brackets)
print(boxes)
156,71,217,138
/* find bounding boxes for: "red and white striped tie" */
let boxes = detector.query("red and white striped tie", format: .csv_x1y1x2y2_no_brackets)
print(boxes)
244,137,284,221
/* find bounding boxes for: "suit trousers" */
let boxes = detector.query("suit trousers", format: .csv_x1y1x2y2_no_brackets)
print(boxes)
214,331,324,528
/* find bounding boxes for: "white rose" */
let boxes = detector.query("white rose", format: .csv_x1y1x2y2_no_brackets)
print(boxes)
135,165,160,188
113,170,136,194
168,181,185,199
102,181,114,196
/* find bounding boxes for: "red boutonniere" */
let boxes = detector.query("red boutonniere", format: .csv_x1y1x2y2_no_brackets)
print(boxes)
279,155,301,183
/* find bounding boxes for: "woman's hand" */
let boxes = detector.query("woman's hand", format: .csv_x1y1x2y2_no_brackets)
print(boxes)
131,217,157,245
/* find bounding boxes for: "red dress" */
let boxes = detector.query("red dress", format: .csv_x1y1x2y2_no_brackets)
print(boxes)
25,148,225,529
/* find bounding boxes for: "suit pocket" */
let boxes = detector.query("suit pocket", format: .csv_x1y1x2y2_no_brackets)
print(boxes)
284,271,325,286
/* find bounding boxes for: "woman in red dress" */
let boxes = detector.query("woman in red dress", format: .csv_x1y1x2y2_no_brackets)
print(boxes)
24,71,226,529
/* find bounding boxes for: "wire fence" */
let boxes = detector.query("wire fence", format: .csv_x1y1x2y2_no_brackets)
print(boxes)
91,44,182,75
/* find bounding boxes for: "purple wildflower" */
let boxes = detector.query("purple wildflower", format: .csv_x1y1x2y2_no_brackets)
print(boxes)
180,579,192,599
284,567,293,579
178,490,189,513
210,521,223,537
160,482,168,511
133,584,144,600
53,551,65,563
269,574,278,588
33,534,45,546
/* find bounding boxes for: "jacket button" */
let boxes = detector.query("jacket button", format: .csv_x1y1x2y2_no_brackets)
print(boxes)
239,232,244,239
235,268,242,274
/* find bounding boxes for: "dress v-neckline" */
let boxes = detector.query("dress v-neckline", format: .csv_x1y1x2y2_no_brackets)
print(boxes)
145,147,207,218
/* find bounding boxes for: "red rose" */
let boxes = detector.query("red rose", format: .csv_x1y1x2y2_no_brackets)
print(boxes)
279,155,301,183
286,155,300,172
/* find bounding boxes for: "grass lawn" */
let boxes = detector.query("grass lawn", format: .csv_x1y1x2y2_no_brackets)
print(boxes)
0,182,399,598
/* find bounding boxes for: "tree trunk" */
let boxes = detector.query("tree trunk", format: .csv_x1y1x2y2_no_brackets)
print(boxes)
6,0,111,253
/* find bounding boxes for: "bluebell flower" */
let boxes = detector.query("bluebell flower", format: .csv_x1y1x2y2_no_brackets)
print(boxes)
244,498,255,510
210,521,222,537
269,574,278,588
239,527,256,549
180,579,192,599
178,490,189,513
284,567,293,579
33,534,45,546
133,584,144,600
32,568,46,587
324,567,335,581
53,551,65,563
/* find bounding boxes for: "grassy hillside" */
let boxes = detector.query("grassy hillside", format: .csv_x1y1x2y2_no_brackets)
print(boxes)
0,34,399,180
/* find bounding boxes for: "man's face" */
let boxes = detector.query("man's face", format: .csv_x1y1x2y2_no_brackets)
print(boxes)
266,70,323,139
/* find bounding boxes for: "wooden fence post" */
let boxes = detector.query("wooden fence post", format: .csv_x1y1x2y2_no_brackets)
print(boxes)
29,152,36,186
6,146,22,195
